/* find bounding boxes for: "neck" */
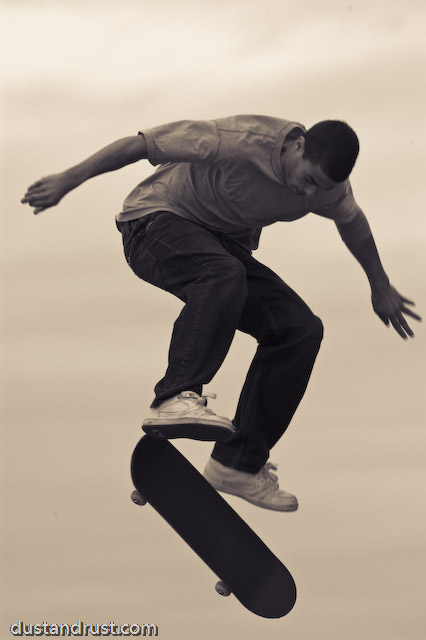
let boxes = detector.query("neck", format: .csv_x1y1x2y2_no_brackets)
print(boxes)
280,140,294,175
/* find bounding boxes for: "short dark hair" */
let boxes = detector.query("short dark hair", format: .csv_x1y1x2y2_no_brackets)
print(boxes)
303,120,359,182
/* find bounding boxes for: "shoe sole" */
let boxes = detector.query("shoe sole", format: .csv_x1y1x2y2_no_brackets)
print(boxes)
204,477,299,512
142,420,235,442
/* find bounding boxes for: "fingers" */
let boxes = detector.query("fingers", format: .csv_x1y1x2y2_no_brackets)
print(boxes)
388,305,421,340
21,195,50,212
27,179,45,190
377,313,389,326
21,178,56,213
376,297,420,339
388,314,411,340
398,313,414,339
21,179,45,200
22,192,45,205
377,289,422,339
401,304,422,321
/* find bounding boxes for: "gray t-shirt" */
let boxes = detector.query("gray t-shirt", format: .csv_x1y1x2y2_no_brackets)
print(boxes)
116,115,370,249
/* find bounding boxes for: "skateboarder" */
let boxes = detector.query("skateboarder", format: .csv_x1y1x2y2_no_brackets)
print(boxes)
22,115,421,512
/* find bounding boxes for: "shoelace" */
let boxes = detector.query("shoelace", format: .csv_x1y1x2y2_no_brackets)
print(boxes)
257,462,280,491
196,393,217,414
201,393,217,402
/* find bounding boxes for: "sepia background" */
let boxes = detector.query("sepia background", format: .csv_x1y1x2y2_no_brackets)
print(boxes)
1,1,425,638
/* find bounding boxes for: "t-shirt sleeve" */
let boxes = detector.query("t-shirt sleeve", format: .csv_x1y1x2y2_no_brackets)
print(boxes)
139,120,220,166
312,180,372,243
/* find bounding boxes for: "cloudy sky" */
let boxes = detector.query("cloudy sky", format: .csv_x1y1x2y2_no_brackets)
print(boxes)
2,2,426,639
3,0,425,243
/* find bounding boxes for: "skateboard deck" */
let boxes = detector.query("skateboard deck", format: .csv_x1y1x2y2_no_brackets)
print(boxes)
130,436,296,618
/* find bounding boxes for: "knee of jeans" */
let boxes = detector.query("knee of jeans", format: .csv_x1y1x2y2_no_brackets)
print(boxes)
271,313,323,348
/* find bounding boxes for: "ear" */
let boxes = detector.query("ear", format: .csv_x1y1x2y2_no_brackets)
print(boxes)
295,136,306,154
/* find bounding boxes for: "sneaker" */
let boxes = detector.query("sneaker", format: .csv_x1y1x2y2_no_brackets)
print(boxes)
142,391,235,441
203,457,298,512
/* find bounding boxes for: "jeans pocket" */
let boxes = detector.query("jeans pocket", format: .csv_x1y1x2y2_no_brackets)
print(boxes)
128,241,166,291
122,214,159,267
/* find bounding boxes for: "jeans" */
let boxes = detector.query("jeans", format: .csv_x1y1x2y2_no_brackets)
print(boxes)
118,212,323,472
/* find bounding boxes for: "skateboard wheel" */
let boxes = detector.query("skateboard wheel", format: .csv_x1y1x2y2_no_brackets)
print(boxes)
131,490,147,506
215,581,231,597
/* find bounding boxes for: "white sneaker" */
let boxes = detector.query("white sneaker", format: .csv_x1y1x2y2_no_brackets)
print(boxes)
203,457,298,511
142,391,235,441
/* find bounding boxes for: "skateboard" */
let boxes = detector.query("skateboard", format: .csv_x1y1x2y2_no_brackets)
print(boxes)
130,435,296,618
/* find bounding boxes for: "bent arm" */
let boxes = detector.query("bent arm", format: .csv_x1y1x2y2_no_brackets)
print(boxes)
21,135,147,214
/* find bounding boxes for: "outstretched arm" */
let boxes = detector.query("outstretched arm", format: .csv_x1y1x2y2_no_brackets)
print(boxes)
342,231,421,339
21,135,147,214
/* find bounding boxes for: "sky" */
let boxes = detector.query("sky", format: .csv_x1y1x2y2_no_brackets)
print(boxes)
1,1,426,640
2,0,426,244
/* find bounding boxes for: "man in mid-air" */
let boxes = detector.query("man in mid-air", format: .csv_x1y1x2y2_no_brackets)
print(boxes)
22,114,421,512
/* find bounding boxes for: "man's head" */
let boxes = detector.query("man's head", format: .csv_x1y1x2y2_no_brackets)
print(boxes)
281,120,359,197
304,120,359,182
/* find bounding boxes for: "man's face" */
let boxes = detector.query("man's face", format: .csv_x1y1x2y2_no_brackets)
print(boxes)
281,136,338,197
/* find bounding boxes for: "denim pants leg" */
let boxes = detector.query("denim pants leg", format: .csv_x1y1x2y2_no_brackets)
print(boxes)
119,212,249,406
119,212,323,473
212,242,324,472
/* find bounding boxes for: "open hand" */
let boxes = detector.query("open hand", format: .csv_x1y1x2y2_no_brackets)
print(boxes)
372,284,421,339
